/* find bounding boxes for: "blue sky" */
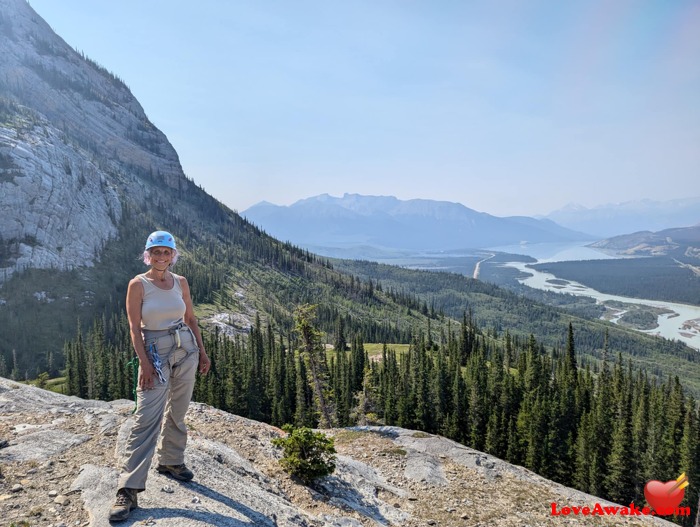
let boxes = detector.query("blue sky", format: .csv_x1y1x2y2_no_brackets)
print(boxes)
28,0,700,217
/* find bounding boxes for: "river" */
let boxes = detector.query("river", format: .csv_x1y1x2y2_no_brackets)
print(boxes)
489,242,700,351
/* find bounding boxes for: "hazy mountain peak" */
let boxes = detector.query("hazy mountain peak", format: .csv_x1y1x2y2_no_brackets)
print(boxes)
546,197,700,238
555,202,588,213
242,194,591,252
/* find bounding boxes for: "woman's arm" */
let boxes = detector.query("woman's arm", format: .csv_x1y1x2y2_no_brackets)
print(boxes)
180,276,211,375
126,277,156,390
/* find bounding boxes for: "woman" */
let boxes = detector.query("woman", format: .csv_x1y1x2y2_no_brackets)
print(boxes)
109,230,211,522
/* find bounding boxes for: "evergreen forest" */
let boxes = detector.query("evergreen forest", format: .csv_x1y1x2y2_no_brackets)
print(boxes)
57,308,699,525
532,257,700,306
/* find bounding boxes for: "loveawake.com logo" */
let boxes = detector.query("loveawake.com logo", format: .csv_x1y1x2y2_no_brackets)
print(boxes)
551,473,691,518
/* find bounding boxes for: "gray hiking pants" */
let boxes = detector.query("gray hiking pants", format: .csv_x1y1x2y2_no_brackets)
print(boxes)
117,327,199,491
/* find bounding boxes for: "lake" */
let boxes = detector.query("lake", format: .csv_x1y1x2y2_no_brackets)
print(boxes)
488,241,615,262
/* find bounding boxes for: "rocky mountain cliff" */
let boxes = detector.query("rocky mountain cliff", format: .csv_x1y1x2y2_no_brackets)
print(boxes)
242,193,591,255
0,377,675,527
0,0,188,281
0,0,281,372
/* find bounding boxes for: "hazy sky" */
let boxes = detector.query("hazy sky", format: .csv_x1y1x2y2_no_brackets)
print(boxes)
28,0,700,217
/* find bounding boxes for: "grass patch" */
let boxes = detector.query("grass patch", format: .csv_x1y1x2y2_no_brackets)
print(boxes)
46,377,67,394
411,431,432,438
363,343,410,359
332,430,367,444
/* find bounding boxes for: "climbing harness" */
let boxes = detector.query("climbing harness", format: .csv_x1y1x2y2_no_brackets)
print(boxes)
125,322,193,414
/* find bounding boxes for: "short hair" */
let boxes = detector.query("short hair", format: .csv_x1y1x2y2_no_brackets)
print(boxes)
142,248,179,266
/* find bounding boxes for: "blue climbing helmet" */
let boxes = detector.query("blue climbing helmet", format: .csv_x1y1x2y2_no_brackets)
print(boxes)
145,231,177,250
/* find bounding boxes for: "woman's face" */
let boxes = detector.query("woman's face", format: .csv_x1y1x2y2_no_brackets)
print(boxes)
150,247,173,269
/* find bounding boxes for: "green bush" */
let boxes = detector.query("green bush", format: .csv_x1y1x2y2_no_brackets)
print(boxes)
272,425,336,484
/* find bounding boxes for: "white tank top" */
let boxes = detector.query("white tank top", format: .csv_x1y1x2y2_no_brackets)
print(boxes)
138,273,186,330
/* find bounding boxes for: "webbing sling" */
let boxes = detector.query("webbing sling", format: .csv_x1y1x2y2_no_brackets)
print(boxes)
125,344,165,414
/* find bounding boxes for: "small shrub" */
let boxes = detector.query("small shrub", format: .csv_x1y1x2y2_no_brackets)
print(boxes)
272,425,336,484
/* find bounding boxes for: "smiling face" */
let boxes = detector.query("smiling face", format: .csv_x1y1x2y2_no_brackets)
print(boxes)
149,246,174,270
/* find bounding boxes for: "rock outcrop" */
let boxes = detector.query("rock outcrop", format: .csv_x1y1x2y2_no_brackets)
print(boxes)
0,378,675,526
0,115,121,279
0,0,189,280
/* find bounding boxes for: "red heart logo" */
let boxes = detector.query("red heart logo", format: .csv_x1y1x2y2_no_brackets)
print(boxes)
644,480,685,515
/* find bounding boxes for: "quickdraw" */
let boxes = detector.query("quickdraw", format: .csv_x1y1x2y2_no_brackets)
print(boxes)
125,343,166,414
148,343,166,385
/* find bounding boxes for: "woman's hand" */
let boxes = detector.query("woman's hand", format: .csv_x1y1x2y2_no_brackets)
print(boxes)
139,361,156,390
198,350,211,375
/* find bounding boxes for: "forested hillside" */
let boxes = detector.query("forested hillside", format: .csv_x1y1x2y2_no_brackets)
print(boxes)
333,258,700,395
60,306,700,525
532,257,700,306
0,174,446,378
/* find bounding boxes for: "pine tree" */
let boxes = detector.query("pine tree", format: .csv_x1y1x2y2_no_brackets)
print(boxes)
678,400,698,521
246,315,266,421
566,322,577,373
604,377,635,503
353,365,378,425
381,346,399,426
294,354,314,428
334,316,347,353
591,338,613,496
484,348,506,458
350,334,366,393
444,365,467,442
467,345,488,451
573,410,596,492
294,305,333,428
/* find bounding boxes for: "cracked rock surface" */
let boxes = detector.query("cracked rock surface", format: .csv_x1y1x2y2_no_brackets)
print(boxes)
0,378,674,527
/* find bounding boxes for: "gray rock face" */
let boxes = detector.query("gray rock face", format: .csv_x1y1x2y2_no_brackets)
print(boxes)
0,0,189,278
0,378,676,527
0,119,121,279
1,429,90,462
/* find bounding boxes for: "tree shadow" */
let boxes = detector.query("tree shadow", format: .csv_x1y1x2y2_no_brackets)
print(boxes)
112,481,279,526
348,425,401,439
316,475,390,525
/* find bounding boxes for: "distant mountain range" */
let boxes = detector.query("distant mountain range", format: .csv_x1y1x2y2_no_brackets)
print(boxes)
544,198,700,238
590,224,700,259
243,194,592,253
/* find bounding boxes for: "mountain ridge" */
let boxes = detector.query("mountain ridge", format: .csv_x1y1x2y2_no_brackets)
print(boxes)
0,0,191,280
545,197,700,238
243,193,592,253
590,224,700,259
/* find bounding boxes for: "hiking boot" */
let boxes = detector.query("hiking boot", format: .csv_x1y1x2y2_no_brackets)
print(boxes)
108,488,138,522
157,463,194,481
